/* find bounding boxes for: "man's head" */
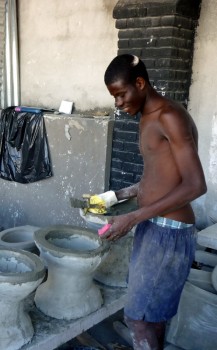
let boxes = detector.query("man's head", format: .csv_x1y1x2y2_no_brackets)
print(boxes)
104,54,150,86
104,55,150,116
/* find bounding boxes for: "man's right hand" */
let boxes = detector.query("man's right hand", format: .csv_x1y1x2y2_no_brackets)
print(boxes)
101,212,135,242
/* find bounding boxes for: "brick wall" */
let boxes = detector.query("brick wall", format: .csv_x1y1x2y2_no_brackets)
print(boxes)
109,0,201,191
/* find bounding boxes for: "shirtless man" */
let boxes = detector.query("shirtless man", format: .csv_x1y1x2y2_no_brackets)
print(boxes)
102,54,207,350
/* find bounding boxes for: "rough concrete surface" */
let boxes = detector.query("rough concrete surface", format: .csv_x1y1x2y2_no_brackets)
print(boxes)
0,114,114,230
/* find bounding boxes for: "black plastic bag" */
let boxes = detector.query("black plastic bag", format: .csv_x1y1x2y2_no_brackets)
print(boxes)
0,107,52,183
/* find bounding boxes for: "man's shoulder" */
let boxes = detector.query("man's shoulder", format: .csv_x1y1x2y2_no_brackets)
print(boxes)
156,99,197,144
158,99,192,126
159,99,186,116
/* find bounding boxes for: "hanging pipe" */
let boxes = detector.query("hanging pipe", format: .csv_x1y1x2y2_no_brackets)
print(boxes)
5,0,20,107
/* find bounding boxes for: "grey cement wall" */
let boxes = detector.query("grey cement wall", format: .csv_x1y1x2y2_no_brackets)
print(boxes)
0,114,114,230
188,0,217,229
18,0,118,112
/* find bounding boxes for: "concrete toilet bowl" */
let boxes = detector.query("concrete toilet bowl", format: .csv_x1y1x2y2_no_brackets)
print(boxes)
34,225,110,320
80,198,137,287
0,248,45,350
0,225,40,253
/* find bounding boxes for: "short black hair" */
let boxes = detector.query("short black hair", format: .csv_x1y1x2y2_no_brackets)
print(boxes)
104,54,150,86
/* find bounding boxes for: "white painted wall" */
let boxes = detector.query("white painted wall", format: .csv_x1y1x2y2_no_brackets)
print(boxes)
18,0,117,112
188,0,217,228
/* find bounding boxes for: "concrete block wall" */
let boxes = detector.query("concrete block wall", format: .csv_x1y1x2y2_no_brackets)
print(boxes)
110,113,143,189
110,0,201,191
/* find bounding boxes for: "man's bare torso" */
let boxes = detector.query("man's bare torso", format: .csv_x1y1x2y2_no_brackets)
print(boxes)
137,101,197,223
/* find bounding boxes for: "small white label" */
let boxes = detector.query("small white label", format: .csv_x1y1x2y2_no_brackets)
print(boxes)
59,100,74,114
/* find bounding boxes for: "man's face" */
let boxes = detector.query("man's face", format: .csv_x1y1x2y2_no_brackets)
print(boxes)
107,78,144,116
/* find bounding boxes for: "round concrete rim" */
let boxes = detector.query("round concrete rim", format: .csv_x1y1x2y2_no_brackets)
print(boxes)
34,225,110,258
0,225,38,250
0,248,45,283
34,225,110,257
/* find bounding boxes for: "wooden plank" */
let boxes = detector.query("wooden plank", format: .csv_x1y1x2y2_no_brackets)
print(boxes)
113,321,133,347
107,343,133,350
77,331,106,350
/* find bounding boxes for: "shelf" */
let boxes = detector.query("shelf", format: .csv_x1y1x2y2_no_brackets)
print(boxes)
22,285,127,350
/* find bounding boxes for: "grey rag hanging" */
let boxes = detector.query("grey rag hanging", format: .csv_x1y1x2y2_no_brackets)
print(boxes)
0,106,53,183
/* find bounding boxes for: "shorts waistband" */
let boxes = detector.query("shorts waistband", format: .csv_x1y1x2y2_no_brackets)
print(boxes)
149,216,194,229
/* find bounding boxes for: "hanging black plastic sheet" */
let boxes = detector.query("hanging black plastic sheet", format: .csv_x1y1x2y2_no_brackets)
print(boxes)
0,107,53,183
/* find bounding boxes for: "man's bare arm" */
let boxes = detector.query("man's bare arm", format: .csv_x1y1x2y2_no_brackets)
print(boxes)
115,182,139,201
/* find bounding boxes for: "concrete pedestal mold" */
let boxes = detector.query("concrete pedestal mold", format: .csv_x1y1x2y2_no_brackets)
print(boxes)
166,281,217,350
167,225,217,350
80,198,137,287
197,223,217,250
34,225,110,320
194,250,217,270
0,248,45,350
187,268,216,294
187,250,217,294
94,233,133,287
0,225,40,253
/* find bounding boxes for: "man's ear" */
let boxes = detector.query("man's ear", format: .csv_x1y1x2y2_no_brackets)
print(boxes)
135,77,146,91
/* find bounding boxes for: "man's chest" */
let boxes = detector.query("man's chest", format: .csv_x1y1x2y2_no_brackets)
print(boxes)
139,121,168,154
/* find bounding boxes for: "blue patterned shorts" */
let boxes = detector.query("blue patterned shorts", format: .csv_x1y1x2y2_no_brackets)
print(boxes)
124,219,196,322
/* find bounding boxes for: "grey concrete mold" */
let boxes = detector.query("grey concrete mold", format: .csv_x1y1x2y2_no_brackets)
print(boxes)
0,114,114,229
34,224,110,259
166,224,217,350
80,198,138,287
197,223,217,250
0,248,45,350
187,250,217,294
0,225,39,253
166,281,217,350
34,225,110,320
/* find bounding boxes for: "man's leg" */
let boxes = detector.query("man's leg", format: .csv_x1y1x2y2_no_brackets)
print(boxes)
125,315,166,350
